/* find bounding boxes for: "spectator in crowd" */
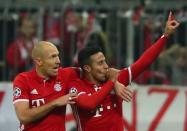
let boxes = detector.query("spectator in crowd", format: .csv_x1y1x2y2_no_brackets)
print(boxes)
68,12,179,131
62,9,81,66
62,9,112,66
6,15,38,80
158,44,187,85
73,11,112,65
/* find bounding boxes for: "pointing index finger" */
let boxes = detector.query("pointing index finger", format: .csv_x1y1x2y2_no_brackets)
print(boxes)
168,11,174,21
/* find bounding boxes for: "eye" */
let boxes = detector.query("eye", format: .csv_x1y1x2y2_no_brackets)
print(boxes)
98,60,105,65
51,54,59,58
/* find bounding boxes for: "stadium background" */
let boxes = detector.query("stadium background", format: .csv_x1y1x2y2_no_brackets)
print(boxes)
0,0,187,131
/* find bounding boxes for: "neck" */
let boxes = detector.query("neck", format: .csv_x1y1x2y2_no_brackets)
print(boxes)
36,67,48,79
84,73,102,85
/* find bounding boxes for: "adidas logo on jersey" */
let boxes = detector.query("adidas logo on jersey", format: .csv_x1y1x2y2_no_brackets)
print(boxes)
30,89,38,95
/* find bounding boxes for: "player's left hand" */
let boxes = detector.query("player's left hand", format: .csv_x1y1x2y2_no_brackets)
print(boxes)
164,11,180,37
114,81,133,102
106,68,120,82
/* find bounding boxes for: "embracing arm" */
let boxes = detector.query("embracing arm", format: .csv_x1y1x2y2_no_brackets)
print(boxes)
14,93,76,124
75,80,115,110
73,67,119,110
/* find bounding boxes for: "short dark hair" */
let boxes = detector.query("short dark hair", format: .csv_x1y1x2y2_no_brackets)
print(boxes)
78,46,102,68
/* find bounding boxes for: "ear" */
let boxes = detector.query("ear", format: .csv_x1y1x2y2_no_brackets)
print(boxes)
83,65,91,73
34,58,43,66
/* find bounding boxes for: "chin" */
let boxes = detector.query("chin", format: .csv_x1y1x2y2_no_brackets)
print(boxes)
51,72,58,76
100,77,107,82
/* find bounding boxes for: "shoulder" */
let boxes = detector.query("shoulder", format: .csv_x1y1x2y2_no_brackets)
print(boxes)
69,78,83,85
13,71,31,85
58,67,75,73
59,67,80,80
68,79,85,94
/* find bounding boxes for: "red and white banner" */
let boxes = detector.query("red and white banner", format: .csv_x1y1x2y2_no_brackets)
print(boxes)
0,83,186,131
0,83,19,131
122,85,187,131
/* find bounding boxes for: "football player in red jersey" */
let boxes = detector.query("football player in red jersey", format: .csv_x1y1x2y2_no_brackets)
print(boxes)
13,41,80,131
68,12,180,131
12,41,128,131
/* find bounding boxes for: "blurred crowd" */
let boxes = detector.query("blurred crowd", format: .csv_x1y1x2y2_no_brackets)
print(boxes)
1,2,187,86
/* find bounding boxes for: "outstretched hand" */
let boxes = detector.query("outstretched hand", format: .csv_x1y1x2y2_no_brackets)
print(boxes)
114,81,133,102
164,11,180,37
53,93,77,106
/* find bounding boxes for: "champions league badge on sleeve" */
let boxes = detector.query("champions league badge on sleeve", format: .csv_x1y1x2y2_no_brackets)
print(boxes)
13,87,21,97
54,83,62,92
69,87,77,93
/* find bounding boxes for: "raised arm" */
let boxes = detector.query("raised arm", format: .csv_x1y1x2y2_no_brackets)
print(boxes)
118,11,180,86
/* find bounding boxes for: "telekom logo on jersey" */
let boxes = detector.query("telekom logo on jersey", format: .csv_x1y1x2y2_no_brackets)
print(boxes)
31,99,45,107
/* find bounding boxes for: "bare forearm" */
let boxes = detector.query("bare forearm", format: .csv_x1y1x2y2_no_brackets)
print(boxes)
15,101,57,124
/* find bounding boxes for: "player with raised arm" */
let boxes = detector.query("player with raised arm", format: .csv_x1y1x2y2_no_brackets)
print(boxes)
68,12,180,131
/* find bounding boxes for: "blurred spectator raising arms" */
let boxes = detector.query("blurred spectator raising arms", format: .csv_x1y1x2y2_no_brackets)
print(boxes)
6,15,38,79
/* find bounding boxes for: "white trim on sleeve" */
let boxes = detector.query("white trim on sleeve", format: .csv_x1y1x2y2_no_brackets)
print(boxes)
77,92,86,96
128,67,132,85
13,99,29,104
161,34,165,38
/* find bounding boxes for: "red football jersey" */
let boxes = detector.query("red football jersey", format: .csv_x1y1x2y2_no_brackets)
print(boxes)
13,67,78,131
69,78,124,131
68,35,168,131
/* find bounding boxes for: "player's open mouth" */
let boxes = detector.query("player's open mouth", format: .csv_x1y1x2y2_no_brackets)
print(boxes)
53,67,59,71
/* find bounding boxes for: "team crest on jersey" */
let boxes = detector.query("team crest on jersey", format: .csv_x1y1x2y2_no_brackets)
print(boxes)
54,83,62,92
69,87,77,93
13,87,21,97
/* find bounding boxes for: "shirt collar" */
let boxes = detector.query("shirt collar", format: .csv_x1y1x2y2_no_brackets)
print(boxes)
31,68,57,83
82,77,102,88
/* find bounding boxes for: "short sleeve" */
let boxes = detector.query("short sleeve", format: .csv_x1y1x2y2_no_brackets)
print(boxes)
68,79,86,96
13,74,29,104
68,67,81,81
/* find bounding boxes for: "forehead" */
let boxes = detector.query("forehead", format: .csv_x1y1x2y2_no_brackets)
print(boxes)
90,52,105,62
43,44,59,56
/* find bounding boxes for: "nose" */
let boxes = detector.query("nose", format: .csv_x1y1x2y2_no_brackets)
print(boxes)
104,62,109,69
56,56,61,64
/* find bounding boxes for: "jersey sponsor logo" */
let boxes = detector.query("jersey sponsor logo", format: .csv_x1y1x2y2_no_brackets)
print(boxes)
54,83,62,92
32,98,45,107
13,87,21,98
30,89,38,95
69,87,78,93
93,85,101,92
94,109,102,117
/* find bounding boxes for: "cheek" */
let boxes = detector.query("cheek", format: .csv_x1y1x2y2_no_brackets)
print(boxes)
92,68,104,77
43,61,53,68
